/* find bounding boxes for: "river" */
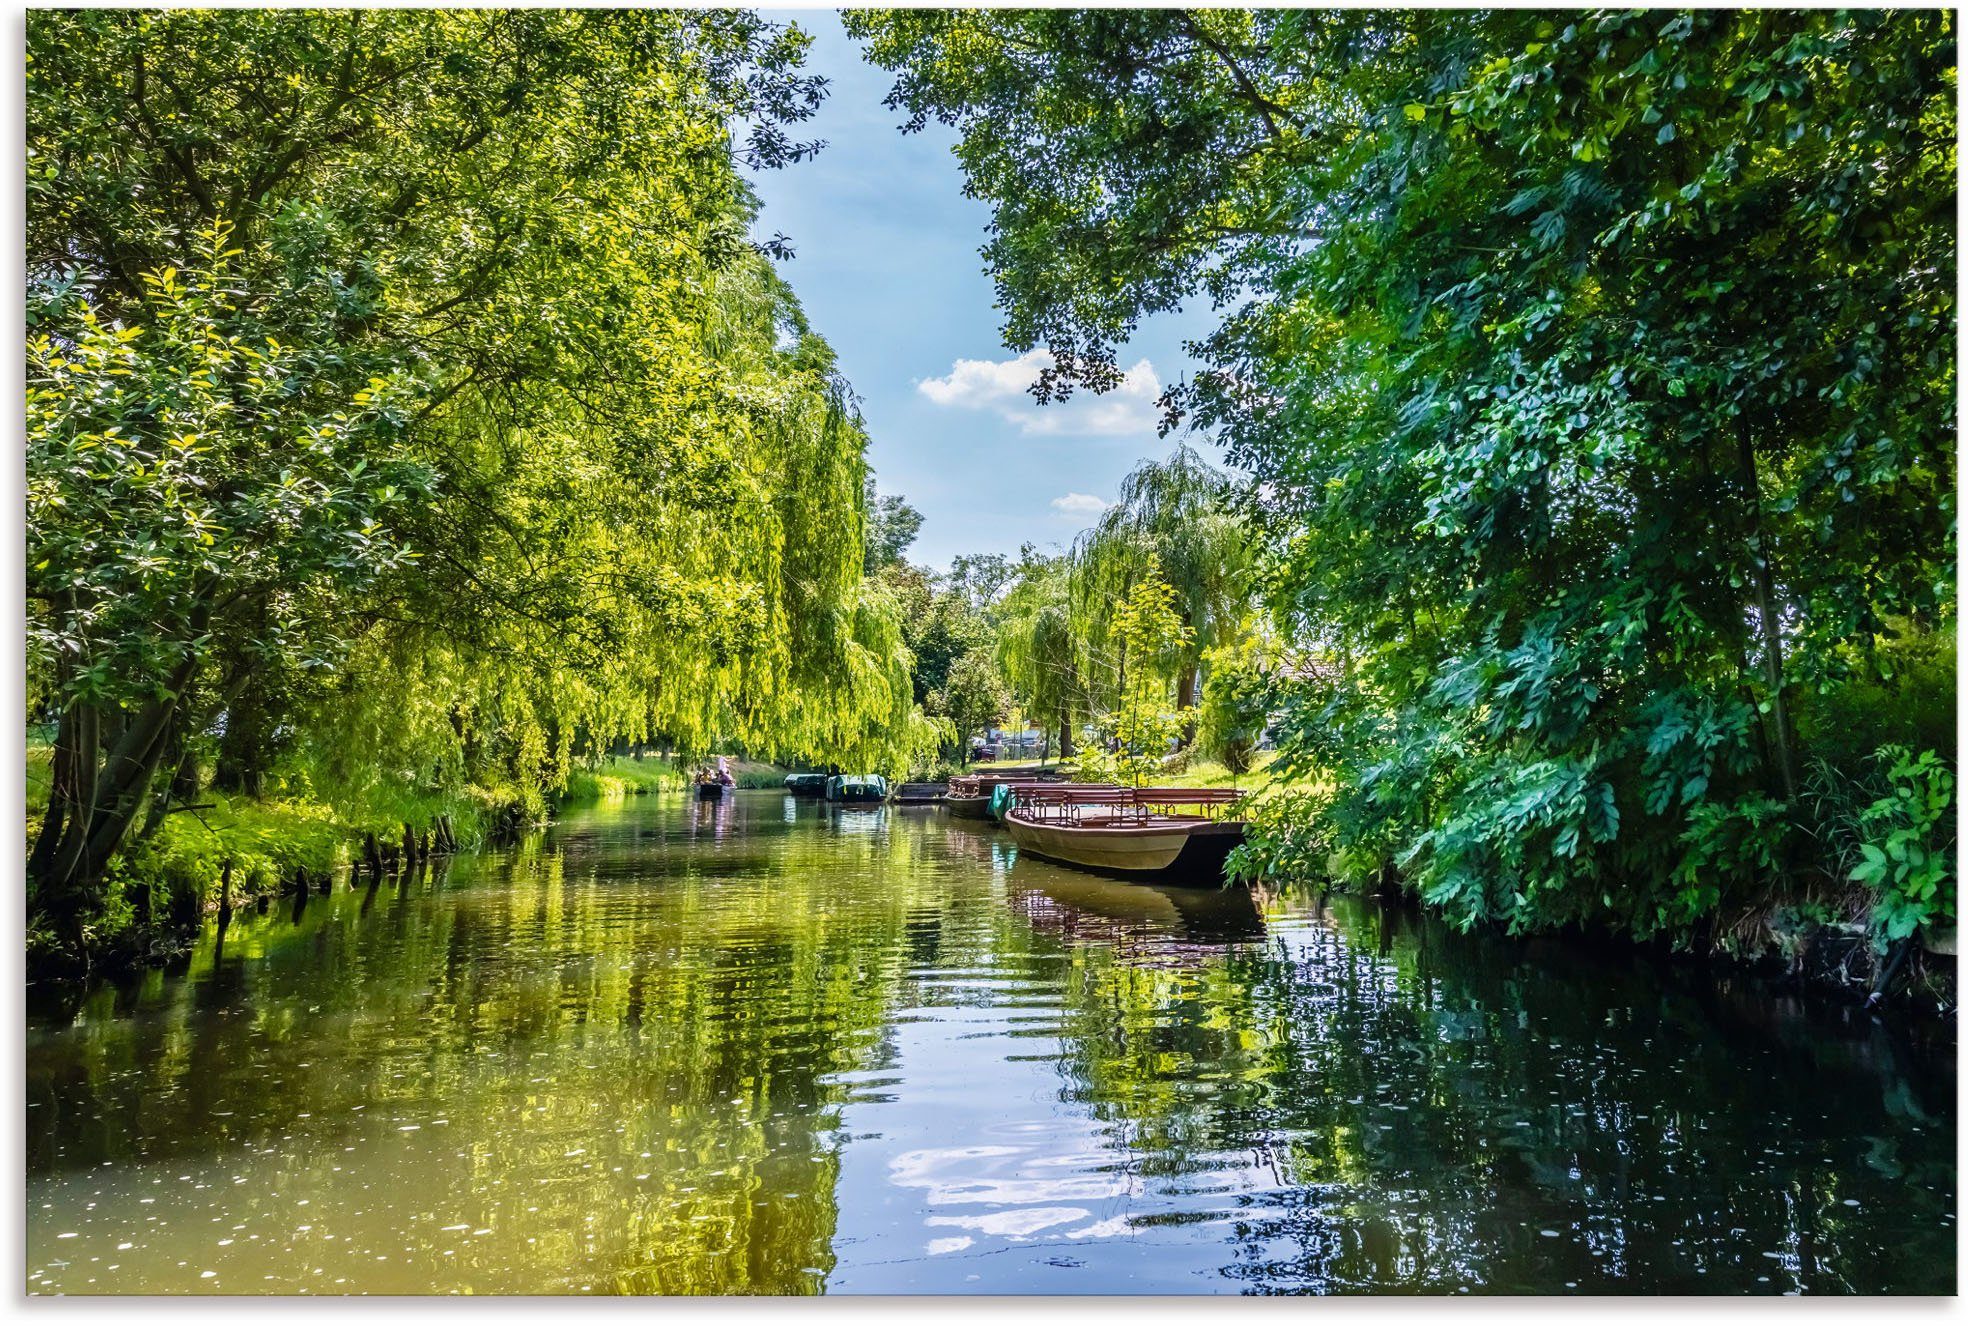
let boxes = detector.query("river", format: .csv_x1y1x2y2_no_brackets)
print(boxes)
25,791,1957,1294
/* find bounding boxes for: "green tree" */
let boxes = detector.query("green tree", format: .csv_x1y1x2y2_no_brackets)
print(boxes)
851,9,1956,938
945,552,1015,616
995,552,1082,760
862,477,924,573
27,9,933,946
1073,445,1255,740
1196,635,1274,776
26,226,425,933
932,648,1011,767
1106,559,1193,786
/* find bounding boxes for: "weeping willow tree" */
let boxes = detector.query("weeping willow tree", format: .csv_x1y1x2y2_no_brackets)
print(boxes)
1068,446,1255,742
26,9,932,942
995,554,1082,759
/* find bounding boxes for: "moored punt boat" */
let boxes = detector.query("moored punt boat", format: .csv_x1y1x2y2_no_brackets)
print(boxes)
1004,786,1248,885
826,773,888,804
893,781,947,804
943,770,1069,821
784,773,829,798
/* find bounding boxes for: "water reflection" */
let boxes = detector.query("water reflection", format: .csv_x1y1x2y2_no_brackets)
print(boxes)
26,793,1956,1294
1008,869,1266,949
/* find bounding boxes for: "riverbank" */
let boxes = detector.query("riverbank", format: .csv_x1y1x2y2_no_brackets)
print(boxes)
1014,753,1955,1013
23,748,779,979
1223,782,1957,1016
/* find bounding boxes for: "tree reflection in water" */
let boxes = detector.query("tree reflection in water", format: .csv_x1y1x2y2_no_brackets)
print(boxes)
26,794,1955,1295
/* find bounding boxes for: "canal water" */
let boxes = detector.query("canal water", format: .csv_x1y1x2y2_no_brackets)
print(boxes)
26,792,1956,1294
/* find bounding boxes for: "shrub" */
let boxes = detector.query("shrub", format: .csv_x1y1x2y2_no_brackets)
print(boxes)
1846,746,1956,947
1226,787,1337,887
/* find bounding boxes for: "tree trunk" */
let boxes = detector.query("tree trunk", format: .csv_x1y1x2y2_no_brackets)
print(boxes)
30,657,197,931
1176,662,1199,748
1057,709,1076,760
1737,417,1800,806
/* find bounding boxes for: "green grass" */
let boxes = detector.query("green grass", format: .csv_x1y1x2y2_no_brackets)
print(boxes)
1050,748,1287,792
561,756,684,804
730,760,790,789
1144,749,1282,791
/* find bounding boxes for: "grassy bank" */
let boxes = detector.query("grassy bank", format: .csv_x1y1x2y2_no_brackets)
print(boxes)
560,756,683,803
27,746,798,976
28,747,515,973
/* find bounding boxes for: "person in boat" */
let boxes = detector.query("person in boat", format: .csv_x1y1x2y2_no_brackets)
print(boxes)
715,755,735,787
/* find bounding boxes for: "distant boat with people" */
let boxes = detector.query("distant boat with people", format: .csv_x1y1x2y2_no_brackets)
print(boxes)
1003,786,1248,885
695,757,737,801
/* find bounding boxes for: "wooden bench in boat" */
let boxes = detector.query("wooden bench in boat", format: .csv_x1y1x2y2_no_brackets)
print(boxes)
1132,787,1245,817
946,777,1121,821
1014,785,1245,825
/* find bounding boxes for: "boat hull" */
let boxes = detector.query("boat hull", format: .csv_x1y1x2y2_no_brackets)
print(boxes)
1004,812,1246,885
944,794,997,821
696,782,729,801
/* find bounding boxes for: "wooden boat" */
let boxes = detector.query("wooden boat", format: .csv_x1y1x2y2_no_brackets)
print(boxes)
1003,786,1248,885
892,781,948,804
943,770,1069,821
783,773,829,798
826,773,888,804
695,780,729,802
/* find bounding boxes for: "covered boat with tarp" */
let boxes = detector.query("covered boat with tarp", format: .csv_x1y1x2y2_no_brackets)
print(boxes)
825,774,888,804
784,772,830,798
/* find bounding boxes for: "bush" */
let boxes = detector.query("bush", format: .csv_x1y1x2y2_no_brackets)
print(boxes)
1226,788,1337,886
1847,747,1955,947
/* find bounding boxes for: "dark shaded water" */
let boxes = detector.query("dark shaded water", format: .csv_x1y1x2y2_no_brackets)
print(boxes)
26,792,1957,1294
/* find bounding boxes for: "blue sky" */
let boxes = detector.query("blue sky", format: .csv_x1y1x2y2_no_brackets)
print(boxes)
745,9,1219,573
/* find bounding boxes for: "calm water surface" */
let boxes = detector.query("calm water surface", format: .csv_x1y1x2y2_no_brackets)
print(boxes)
26,792,1956,1294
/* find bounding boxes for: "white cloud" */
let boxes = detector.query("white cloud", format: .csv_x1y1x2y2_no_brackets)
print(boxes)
1049,492,1110,517
916,350,1163,437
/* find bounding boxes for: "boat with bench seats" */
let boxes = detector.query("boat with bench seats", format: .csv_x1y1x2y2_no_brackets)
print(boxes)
942,770,1069,820
1003,785,1249,885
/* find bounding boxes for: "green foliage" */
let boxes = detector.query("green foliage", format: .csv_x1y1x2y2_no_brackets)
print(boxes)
945,553,1016,616
1226,789,1336,889
27,9,938,957
856,8,1957,943
1105,560,1193,786
28,220,424,711
933,649,1011,759
1196,636,1273,774
1844,747,1956,946
862,478,923,573
881,564,992,707
1071,446,1254,721
994,551,1081,746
